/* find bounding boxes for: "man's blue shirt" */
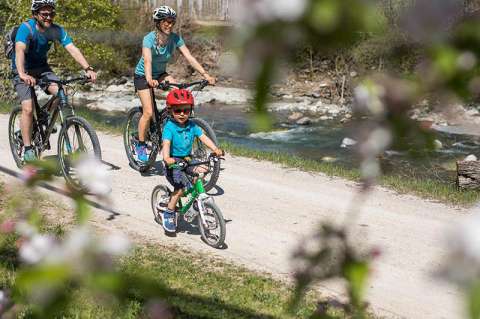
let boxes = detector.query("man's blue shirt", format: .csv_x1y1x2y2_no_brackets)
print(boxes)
162,119,203,157
13,18,73,71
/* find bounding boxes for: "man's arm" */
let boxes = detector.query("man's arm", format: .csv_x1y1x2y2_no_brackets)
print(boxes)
15,42,36,86
64,43,97,82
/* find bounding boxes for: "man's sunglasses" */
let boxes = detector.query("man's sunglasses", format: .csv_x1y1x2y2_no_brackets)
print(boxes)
38,11,56,19
172,107,191,115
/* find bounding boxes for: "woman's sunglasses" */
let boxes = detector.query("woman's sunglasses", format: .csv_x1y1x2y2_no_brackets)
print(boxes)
172,107,192,115
162,19,176,26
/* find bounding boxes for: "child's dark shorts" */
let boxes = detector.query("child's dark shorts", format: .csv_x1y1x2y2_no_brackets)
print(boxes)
165,158,200,190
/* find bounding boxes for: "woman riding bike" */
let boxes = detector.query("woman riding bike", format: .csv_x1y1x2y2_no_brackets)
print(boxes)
133,5,215,163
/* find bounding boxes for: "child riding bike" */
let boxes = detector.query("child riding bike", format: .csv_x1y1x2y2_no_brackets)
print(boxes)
134,5,216,163
161,88,223,233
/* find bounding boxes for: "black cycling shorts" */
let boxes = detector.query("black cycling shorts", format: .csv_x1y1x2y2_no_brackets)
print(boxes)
133,73,168,91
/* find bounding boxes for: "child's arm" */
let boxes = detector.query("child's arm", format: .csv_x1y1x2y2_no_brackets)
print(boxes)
162,140,176,165
199,135,223,156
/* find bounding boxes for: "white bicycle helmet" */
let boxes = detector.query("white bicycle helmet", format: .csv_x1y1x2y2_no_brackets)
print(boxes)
153,6,177,21
31,0,56,12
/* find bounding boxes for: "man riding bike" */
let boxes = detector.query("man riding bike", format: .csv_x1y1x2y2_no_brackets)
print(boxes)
12,0,97,162
133,5,216,163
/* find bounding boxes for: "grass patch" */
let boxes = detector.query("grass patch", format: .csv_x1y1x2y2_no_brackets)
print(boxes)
0,179,324,318
1,100,478,206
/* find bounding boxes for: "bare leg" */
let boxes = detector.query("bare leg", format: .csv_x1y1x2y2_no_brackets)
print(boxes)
20,99,33,146
47,84,59,111
168,189,183,211
137,89,154,142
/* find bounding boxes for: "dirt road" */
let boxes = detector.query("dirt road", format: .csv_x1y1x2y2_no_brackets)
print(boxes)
0,114,467,319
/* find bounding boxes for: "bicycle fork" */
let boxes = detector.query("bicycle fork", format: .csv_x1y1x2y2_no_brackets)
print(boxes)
196,193,213,228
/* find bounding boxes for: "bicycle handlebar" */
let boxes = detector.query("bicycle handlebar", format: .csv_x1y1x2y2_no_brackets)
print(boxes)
37,75,91,87
168,153,224,172
157,79,209,91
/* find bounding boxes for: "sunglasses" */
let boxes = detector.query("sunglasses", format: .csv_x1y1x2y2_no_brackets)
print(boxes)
38,11,56,19
162,19,176,25
172,107,191,115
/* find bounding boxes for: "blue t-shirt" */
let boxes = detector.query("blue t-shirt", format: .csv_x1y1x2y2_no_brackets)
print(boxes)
134,31,185,78
13,18,73,71
162,119,203,157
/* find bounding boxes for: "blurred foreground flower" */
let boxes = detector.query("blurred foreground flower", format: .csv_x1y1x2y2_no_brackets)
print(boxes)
440,208,480,319
234,0,307,25
75,156,111,196
19,233,55,265
442,210,480,286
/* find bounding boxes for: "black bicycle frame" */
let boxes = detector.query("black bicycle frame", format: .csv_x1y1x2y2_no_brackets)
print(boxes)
30,82,75,153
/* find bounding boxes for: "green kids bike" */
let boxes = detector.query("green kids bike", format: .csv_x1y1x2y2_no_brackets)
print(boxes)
151,154,226,248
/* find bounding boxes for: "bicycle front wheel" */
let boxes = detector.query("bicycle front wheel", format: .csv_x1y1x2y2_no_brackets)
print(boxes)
151,184,171,225
197,201,226,248
57,116,101,191
191,118,220,192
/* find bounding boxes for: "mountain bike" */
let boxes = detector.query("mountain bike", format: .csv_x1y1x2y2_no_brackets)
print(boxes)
151,154,226,248
123,80,220,192
8,76,102,191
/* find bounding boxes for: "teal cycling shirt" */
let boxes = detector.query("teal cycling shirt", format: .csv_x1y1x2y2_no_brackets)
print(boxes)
134,31,185,78
162,119,203,157
13,18,73,71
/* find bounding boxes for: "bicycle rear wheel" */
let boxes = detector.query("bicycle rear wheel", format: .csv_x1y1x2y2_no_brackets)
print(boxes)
57,116,101,191
198,201,226,248
191,118,220,192
123,107,158,172
8,106,42,168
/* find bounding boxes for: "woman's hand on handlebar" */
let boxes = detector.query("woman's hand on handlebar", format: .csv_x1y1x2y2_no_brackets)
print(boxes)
147,78,159,88
203,73,216,85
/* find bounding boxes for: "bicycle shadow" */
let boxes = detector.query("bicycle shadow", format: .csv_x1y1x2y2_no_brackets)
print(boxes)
42,155,121,175
139,161,166,177
207,185,224,196
0,164,126,221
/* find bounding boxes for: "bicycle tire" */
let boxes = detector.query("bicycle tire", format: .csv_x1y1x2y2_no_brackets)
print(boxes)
151,184,171,225
190,117,221,192
57,116,102,191
197,200,226,248
123,107,158,172
8,106,26,168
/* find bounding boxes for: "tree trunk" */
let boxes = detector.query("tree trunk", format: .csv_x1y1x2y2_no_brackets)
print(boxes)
456,160,480,189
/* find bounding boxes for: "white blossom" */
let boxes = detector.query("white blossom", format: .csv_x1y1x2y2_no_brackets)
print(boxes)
354,83,386,116
15,221,37,238
457,51,477,71
234,0,307,25
99,233,131,256
20,234,55,264
47,226,92,264
442,210,480,285
75,156,111,196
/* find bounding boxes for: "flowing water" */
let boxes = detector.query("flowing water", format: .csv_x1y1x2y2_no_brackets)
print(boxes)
74,100,480,182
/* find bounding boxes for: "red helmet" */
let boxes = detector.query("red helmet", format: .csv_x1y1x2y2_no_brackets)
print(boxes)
166,88,194,107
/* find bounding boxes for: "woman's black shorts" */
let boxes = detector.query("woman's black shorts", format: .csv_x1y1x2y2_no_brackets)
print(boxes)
133,73,168,91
